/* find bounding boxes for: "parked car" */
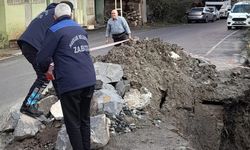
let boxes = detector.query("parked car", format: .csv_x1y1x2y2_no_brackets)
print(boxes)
227,2,250,30
187,7,215,23
208,6,220,20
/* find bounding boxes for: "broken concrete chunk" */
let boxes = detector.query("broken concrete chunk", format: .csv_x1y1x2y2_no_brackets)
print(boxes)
50,100,63,120
102,83,116,91
39,95,58,116
94,62,123,84
13,114,42,140
92,89,124,115
55,114,110,150
170,51,180,60
115,80,131,97
0,102,22,132
124,87,152,109
95,80,103,90
55,125,72,150
91,114,111,149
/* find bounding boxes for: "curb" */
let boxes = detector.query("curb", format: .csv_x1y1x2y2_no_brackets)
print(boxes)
0,52,22,62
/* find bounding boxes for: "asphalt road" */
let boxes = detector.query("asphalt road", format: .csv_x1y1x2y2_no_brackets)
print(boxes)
0,19,244,113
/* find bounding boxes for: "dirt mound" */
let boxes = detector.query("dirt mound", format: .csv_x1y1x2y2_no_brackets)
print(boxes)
97,39,217,108
220,89,250,150
97,39,250,149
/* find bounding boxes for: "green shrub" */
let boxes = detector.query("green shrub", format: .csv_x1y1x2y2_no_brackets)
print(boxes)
147,0,193,23
0,32,8,49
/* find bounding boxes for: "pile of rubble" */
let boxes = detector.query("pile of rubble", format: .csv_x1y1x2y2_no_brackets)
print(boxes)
0,61,153,150
124,11,142,26
1,39,250,149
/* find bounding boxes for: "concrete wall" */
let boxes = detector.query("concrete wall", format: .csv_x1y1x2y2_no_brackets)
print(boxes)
95,0,104,24
87,0,95,25
53,0,96,26
3,0,46,40
0,0,6,34
5,2,25,39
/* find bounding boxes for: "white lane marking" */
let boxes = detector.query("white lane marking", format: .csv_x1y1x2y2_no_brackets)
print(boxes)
205,30,239,56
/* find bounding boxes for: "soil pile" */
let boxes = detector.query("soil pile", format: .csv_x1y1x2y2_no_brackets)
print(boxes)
97,39,250,149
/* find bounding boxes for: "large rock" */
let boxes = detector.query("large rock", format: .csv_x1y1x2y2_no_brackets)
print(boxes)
115,80,130,97
91,114,111,149
0,103,22,132
124,87,152,109
94,62,123,84
50,100,63,120
92,89,124,115
95,80,103,90
39,95,58,116
14,114,42,140
102,83,115,91
55,114,110,150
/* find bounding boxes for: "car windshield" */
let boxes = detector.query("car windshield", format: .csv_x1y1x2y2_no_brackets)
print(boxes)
209,8,215,11
232,4,250,13
191,8,203,12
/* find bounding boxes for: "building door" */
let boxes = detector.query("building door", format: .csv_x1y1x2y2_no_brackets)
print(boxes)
24,3,32,27
95,0,104,24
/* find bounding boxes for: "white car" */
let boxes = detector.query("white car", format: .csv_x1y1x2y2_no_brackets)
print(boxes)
227,2,250,30
208,6,220,20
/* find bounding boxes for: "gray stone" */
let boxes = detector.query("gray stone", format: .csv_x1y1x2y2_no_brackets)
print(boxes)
39,95,58,116
92,89,124,115
102,83,115,91
55,125,72,150
91,84,115,116
55,114,110,150
115,80,130,97
91,95,98,116
95,80,103,90
94,62,123,84
124,87,152,109
0,102,22,132
170,51,181,60
14,114,42,140
91,114,111,149
0,132,14,150
50,100,63,120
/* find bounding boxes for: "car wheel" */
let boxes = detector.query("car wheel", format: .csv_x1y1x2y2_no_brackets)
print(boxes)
205,17,208,23
213,16,216,22
187,20,191,23
227,26,232,30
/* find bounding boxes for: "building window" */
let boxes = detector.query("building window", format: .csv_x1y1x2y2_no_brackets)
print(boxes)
7,0,45,5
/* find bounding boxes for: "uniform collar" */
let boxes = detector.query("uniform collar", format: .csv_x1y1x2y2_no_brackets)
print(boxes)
55,15,71,23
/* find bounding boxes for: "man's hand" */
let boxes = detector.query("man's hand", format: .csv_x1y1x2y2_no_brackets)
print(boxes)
45,63,55,80
128,34,133,40
105,38,109,44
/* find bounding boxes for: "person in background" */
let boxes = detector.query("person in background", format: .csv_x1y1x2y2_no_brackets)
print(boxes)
37,3,96,150
105,9,132,46
16,1,74,118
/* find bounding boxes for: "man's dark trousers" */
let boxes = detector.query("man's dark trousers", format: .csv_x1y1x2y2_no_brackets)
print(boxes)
60,86,95,150
21,42,49,105
112,32,128,46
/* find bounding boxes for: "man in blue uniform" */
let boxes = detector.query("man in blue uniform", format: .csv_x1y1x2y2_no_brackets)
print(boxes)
17,1,74,117
37,3,96,150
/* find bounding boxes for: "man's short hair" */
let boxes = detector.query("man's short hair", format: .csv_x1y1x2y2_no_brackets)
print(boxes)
60,0,74,10
55,3,72,18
